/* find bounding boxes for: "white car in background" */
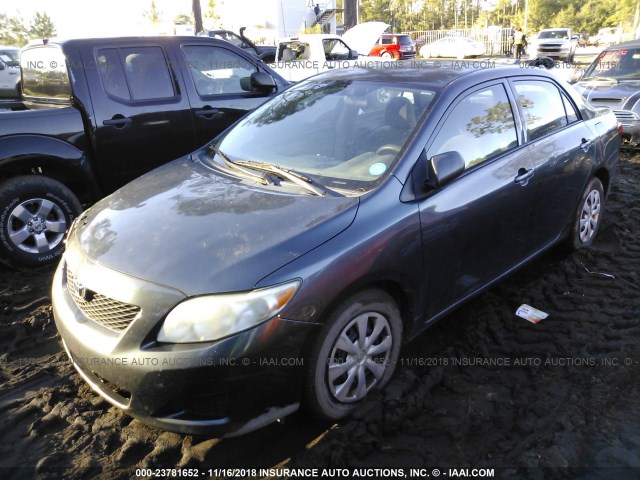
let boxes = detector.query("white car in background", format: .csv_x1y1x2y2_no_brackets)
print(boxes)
420,36,485,59
0,46,20,98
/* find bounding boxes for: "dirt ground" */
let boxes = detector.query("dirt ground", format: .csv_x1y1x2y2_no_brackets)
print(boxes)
0,152,639,480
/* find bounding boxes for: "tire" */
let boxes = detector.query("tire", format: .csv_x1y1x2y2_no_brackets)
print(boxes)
304,289,402,420
0,176,82,266
381,51,394,59
566,177,604,250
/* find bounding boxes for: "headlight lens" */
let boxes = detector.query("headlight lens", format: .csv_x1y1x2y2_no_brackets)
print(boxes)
158,280,300,343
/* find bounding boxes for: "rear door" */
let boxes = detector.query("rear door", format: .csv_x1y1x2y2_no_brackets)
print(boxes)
510,79,597,246
82,40,195,193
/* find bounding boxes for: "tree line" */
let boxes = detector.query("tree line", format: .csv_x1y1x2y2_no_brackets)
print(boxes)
0,12,56,46
2,0,636,48
347,0,637,35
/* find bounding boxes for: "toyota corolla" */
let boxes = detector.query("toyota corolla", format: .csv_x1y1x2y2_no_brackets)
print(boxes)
52,65,620,436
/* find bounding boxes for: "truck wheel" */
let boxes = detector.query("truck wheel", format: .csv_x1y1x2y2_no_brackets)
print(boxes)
304,289,402,420
0,176,82,267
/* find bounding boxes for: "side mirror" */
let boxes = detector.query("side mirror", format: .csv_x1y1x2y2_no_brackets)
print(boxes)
426,151,465,189
240,71,276,93
349,49,359,59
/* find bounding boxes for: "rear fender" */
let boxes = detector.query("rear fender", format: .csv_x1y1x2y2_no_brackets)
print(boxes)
0,135,101,201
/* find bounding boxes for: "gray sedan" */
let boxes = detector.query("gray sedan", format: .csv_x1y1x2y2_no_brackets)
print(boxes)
53,64,620,436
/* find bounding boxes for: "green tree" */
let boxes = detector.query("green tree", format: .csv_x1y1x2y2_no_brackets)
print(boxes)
144,0,162,24
2,15,30,46
29,11,56,39
204,0,221,26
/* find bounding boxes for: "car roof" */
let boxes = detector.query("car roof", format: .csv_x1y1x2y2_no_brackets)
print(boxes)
31,36,239,48
308,63,557,89
604,39,640,50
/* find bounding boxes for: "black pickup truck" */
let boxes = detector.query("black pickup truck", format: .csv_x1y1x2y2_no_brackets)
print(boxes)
0,36,288,266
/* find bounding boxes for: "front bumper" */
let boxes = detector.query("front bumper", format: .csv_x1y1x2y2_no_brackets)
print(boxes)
52,253,320,436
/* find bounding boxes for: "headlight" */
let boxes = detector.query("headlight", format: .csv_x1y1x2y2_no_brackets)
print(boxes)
158,280,301,343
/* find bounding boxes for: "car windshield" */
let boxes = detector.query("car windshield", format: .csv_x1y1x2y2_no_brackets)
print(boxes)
398,36,414,45
538,30,569,39
0,49,19,67
584,48,640,80
210,79,437,194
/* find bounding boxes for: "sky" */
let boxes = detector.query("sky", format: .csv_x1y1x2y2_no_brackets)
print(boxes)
0,0,270,38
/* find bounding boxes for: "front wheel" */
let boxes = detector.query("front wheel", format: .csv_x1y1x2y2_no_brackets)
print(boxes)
566,177,604,250
304,290,402,420
0,176,82,266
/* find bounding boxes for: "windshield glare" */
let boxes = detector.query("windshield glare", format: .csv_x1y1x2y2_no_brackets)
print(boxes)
213,79,436,193
585,48,640,79
538,30,569,39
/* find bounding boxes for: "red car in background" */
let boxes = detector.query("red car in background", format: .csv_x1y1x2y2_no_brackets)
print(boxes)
369,33,416,59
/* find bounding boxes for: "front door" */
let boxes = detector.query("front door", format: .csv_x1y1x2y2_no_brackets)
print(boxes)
417,82,538,319
176,41,277,149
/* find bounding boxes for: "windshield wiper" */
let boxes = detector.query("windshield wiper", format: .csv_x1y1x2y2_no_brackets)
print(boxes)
208,145,273,185
234,160,342,197
617,73,640,80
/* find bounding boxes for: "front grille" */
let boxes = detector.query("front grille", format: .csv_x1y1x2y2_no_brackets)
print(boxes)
67,268,140,331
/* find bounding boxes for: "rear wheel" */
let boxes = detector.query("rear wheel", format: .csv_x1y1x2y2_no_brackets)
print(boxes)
0,176,82,266
566,177,604,250
304,290,402,420
381,51,394,59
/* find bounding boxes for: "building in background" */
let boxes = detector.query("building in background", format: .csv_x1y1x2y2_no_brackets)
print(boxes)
213,0,340,44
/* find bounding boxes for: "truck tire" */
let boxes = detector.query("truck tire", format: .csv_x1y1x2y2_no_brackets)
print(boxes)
0,176,82,267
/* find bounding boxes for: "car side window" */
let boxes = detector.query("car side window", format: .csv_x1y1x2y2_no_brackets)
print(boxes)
183,45,256,96
427,84,518,169
514,81,568,140
562,94,579,124
97,46,175,101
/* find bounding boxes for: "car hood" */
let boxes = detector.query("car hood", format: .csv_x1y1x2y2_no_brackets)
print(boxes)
574,79,640,110
74,158,358,296
342,21,390,56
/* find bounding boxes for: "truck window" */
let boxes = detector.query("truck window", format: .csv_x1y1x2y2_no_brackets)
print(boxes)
182,45,256,96
322,39,351,60
21,46,71,104
97,49,131,100
96,46,175,101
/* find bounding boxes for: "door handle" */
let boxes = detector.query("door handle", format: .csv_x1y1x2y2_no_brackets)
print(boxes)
103,117,132,128
195,108,221,118
580,138,593,152
514,167,534,185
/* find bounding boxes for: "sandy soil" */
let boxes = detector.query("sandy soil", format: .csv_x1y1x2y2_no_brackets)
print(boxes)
0,153,639,480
